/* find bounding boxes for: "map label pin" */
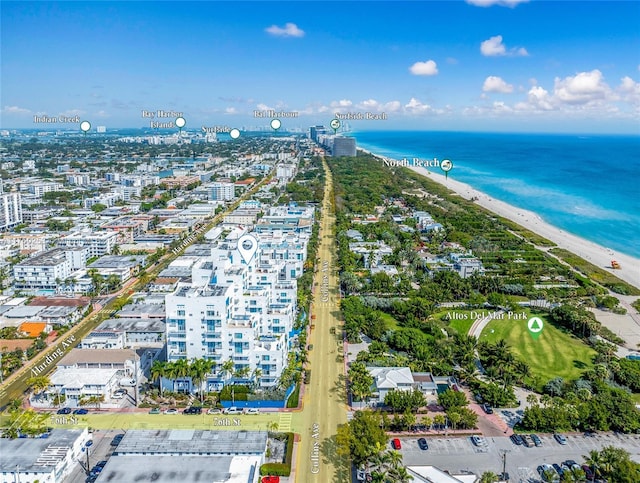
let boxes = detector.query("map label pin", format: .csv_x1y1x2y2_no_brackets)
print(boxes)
237,234,258,264
527,316,544,340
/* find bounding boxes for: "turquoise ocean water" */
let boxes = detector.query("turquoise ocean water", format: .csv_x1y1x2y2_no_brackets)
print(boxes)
352,131,640,258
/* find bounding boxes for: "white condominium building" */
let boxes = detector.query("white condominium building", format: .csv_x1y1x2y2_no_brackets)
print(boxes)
58,231,117,257
165,233,303,390
0,192,22,231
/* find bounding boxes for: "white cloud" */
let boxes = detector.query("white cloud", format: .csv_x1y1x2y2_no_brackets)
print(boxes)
482,76,514,93
618,76,640,106
256,103,273,111
265,22,305,38
480,35,528,57
355,99,402,112
409,60,438,76
467,0,528,7
224,107,238,114
59,109,84,117
404,97,434,114
553,69,613,104
2,105,31,115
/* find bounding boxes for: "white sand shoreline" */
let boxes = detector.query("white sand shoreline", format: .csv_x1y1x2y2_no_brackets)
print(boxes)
358,148,640,289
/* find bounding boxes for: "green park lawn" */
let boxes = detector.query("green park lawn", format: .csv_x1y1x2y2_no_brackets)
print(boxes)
480,311,596,385
379,312,400,331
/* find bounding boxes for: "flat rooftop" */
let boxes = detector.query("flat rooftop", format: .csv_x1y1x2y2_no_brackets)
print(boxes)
95,455,260,483
0,429,86,473
114,430,268,455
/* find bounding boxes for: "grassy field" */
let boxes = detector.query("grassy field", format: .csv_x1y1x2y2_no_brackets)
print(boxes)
433,309,477,335
480,310,596,387
379,312,400,331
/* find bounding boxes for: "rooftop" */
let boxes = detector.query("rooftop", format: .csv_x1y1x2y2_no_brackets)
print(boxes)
58,348,138,366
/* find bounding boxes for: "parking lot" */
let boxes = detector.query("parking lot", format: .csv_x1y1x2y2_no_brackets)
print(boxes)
397,433,640,482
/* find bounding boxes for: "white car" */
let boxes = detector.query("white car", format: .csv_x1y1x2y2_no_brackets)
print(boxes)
119,378,136,386
223,407,242,415
207,408,222,415
244,408,259,415
111,389,126,399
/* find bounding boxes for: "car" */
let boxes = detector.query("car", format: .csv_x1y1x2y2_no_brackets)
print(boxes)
85,440,93,447
90,466,103,476
85,476,97,483
207,408,222,414
530,434,542,446
356,467,366,481
223,407,242,414
474,393,483,403
164,408,178,414
470,435,486,446
552,463,564,476
119,378,136,386
391,438,402,450
581,465,595,480
522,434,534,447
57,408,72,414
563,460,578,468
183,406,202,414
244,408,260,415
481,403,494,414
537,464,559,482
110,434,124,446
510,434,524,445
96,461,107,468
417,437,428,450
554,433,568,445
149,407,161,414
261,477,280,483
73,408,89,415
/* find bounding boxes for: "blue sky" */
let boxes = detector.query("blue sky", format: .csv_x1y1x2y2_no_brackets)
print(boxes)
1,0,639,133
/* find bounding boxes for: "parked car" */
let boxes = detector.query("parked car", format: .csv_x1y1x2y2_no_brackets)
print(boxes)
85,440,93,447
207,408,222,415
530,434,542,446
110,434,124,446
183,406,202,415
112,389,127,399
522,434,534,447
537,464,559,482
417,437,428,450
57,408,72,414
510,434,524,445
148,407,161,414
119,378,136,386
470,435,486,446
481,403,494,414
73,408,89,415
391,438,402,450
581,465,595,480
244,408,260,415
223,407,242,415
474,393,483,403
95,461,107,468
554,433,568,445
552,463,564,477
261,477,280,483
164,408,178,414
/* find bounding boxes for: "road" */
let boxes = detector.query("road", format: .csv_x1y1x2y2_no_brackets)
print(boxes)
295,158,349,483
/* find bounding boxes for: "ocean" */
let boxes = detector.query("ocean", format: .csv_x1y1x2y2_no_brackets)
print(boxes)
352,131,640,258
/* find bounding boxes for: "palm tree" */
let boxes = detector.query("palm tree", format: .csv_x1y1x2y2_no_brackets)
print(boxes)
219,359,235,381
150,360,167,397
172,358,190,392
386,449,403,469
542,468,558,482
26,375,50,401
479,471,499,483
433,414,446,433
190,358,215,402
387,465,413,483
583,450,603,482
251,367,263,387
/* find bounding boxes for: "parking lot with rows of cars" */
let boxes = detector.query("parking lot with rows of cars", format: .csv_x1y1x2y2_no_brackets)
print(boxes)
396,432,640,482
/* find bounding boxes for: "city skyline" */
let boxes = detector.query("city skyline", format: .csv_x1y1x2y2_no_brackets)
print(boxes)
1,1,639,133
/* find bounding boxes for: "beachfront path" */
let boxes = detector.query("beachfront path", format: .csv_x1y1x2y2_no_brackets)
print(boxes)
295,157,350,483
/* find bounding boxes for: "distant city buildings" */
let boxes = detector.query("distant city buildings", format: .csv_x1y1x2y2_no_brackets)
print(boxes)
331,136,357,157
210,182,236,201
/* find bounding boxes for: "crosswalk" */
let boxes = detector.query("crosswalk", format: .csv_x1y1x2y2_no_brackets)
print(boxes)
278,413,292,432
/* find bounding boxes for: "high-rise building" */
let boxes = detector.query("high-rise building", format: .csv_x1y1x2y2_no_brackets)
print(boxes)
210,182,236,201
0,192,22,231
332,136,357,157
309,125,327,142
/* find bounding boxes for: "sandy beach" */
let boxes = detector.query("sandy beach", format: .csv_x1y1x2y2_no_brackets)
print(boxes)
404,166,640,291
